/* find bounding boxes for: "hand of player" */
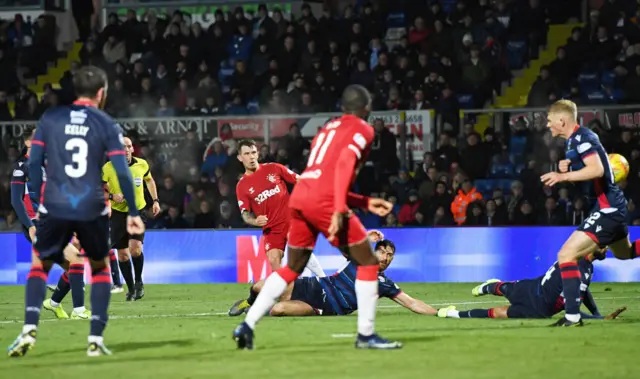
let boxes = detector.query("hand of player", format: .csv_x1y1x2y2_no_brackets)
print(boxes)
255,215,268,227
368,198,393,217
604,306,627,320
367,229,384,243
559,159,571,173
540,172,566,187
112,193,124,203
152,201,161,217
28,226,36,242
328,211,347,242
126,215,145,235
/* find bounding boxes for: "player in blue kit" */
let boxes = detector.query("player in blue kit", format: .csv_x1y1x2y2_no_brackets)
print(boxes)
229,239,445,317
437,251,626,320
7,66,145,358
540,100,640,327
11,125,91,320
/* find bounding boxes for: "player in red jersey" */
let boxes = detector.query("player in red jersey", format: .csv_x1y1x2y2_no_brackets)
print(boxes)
233,84,402,350
234,139,326,274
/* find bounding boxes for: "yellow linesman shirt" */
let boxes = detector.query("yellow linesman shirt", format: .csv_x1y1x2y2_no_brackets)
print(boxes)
102,157,150,212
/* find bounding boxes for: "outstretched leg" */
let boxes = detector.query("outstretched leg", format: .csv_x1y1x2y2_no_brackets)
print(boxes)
441,305,510,319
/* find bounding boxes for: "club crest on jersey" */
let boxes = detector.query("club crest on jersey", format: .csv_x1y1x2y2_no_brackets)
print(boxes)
134,177,143,187
267,174,277,183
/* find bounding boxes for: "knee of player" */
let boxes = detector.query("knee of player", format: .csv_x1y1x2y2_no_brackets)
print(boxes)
493,307,509,319
118,250,131,261
129,242,142,256
270,303,286,317
88,258,108,271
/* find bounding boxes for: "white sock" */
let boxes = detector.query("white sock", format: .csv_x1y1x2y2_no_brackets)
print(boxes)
565,313,581,322
305,254,326,277
244,272,288,329
447,309,460,318
88,335,103,344
73,306,86,313
49,299,60,308
22,324,37,335
355,279,378,336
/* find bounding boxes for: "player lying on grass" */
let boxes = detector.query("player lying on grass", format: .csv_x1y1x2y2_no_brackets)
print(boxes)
437,250,627,320
229,237,449,317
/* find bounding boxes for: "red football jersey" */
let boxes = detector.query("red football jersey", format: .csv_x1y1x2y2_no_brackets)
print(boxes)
290,114,375,211
236,162,298,231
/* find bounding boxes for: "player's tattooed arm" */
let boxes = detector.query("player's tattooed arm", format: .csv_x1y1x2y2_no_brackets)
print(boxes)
392,293,437,315
241,210,268,227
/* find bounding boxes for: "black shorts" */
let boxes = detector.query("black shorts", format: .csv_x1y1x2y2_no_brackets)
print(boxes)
34,213,110,263
290,277,336,316
577,207,628,247
110,210,145,250
503,280,554,319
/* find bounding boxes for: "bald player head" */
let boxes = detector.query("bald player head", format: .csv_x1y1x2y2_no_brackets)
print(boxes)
341,84,372,119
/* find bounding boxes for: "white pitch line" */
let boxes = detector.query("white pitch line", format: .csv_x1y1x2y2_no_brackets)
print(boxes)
0,296,637,325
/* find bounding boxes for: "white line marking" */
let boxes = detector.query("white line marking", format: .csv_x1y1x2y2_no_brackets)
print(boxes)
0,296,636,325
331,333,355,338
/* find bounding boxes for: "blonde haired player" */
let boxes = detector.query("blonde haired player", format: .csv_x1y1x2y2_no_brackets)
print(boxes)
540,99,640,327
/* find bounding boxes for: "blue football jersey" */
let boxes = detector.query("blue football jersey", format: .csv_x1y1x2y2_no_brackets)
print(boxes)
537,259,593,314
29,104,126,221
318,261,402,315
565,126,627,212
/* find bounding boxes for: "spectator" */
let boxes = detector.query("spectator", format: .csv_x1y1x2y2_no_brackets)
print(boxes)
194,200,216,228
539,197,566,226
0,211,22,231
391,168,415,204
433,206,455,226
278,123,310,172
451,179,483,225
158,175,183,209
485,199,507,226
398,190,422,225
513,200,537,225
201,138,229,178
163,206,189,229
464,202,486,226
567,197,588,226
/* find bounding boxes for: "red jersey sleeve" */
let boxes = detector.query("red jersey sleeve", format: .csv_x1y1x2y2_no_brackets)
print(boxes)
333,121,375,212
236,181,251,214
274,163,299,184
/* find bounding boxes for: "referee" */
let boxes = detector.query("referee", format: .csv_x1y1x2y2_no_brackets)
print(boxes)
103,136,160,301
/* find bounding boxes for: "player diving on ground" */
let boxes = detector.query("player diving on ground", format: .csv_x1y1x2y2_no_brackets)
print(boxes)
540,100,640,327
438,250,626,320
229,234,450,317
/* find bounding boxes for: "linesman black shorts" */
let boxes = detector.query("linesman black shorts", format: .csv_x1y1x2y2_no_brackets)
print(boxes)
110,209,146,250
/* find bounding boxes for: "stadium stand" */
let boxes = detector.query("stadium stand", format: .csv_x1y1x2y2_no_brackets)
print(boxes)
0,0,637,231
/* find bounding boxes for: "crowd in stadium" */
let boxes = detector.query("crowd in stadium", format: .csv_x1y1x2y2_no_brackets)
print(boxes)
0,1,637,230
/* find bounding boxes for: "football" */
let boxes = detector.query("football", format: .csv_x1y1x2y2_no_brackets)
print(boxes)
608,153,630,183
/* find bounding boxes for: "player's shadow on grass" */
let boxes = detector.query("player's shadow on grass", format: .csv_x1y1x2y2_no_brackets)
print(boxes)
108,338,197,352
45,338,197,356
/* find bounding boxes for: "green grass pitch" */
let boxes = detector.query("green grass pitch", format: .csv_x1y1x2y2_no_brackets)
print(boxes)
0,283,638,379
